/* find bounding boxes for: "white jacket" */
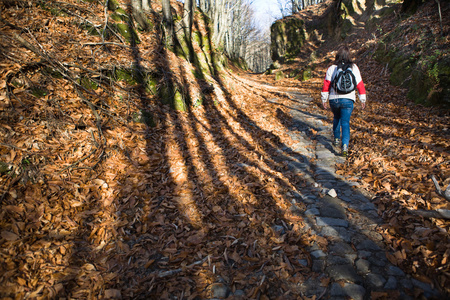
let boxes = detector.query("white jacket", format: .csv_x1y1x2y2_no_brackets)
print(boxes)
321,64,366,103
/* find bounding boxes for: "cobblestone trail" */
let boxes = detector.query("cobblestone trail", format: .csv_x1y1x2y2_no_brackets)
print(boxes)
272,92,442,300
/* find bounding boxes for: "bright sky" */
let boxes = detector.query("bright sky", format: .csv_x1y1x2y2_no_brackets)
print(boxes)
250,0,282,32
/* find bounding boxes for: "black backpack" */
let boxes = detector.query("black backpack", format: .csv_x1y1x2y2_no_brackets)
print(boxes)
332,63,356,94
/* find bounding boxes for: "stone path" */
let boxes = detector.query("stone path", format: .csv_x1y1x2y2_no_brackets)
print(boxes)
271,92,442,299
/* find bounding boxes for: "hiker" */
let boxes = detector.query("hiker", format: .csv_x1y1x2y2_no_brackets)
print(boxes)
321,45,366,157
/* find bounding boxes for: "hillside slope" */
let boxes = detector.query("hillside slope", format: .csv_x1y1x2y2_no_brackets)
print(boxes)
0,0,449,299
262,0,450,295
270,0,450,106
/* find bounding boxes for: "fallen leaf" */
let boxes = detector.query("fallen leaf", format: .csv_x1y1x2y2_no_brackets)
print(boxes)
1,231,19,241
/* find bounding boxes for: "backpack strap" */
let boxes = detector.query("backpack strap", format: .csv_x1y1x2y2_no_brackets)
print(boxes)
341,62,352,71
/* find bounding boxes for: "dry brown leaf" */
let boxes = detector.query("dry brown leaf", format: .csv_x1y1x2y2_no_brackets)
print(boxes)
1,231,19,241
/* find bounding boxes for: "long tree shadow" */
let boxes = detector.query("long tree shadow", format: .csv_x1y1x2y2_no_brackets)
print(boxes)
87,2,315,298
3,1,443,299
198,33,434,298
204,40,445,296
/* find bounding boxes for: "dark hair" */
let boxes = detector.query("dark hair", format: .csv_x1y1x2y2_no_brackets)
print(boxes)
334,45,353,65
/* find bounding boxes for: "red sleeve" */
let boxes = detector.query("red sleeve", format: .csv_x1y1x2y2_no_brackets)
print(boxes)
322,79,331,92
356,80,366,95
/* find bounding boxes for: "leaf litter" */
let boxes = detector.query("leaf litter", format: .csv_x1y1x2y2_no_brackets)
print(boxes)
0,0,449,299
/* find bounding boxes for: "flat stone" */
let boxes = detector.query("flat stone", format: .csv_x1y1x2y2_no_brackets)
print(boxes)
375,251,388,261
208,283,229,299
368,255,386,267
384,276,398,289
342,283,366,300
328,255,350,265
233,290,245,297
319,206,347,219
339,195,353,202
320,226,340,238
298,259,308,267
315,168,334,175
330,283,345,297
387,265,405,276
304,194,319,201
330,242,356,255
288,161,309,173
366,273,386,288
311,250,326,258
312,260,326,272
360,203,377,211
355,259,370,274
316,150,335,159
355,239,381,251
302,198,316,204
344,254,357,263
320,195,347,207
316,179,338,186
316,217,349,227
327,264,362,283
436,209,450,219
320,227,352,242
358,251,372,259
328,188,338,197
305,208,320,215
353,194,371,203
272,225,285,235
316,176,337,183
315,162,335,171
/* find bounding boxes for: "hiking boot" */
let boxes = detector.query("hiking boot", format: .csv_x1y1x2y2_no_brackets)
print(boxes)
342,144,348,157
334,138,340,147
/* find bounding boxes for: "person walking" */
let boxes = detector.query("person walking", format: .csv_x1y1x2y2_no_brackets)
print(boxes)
321,45,366,157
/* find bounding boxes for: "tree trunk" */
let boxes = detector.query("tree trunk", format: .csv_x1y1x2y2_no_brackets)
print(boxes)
198,0,210,15
162,0,174,47
142,0,150,11
182,0,194,41
292,0,299,13
131,0,149,31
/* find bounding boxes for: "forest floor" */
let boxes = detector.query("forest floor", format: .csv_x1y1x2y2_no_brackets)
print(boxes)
0,0,449,299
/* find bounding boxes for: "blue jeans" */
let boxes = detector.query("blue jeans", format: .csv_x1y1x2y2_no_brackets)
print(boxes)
329,98,354,146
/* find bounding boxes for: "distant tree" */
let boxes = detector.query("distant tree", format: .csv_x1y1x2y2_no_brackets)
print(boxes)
198,0,211,15
291,0,303,13
245,29,272,72
194,0,272,70
276,0,291,17
436,0,443,35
